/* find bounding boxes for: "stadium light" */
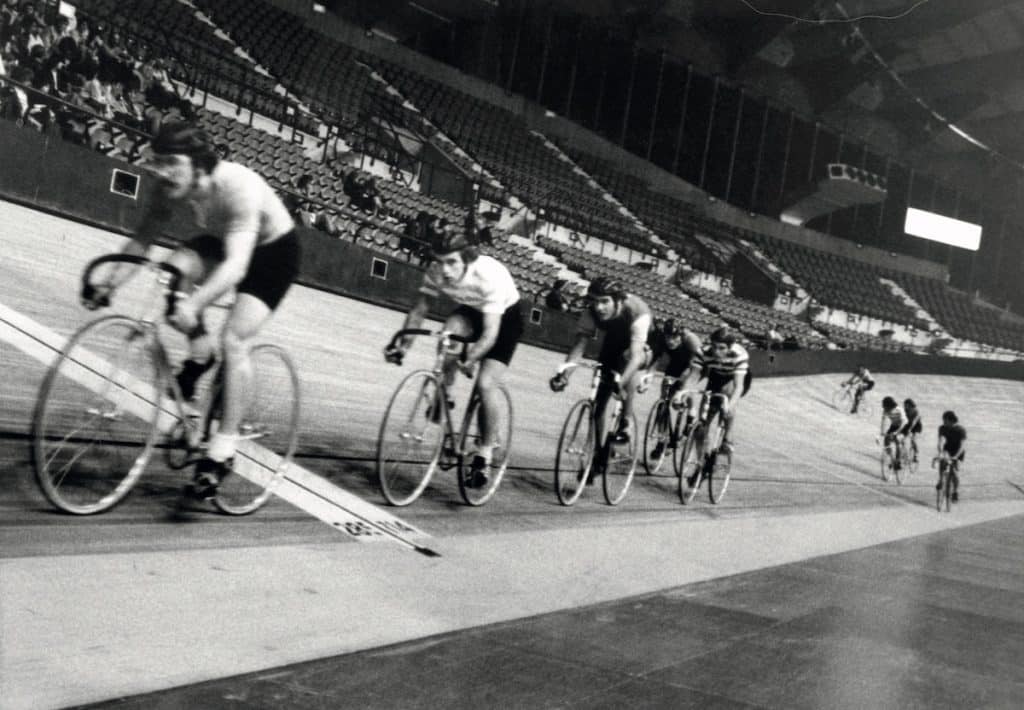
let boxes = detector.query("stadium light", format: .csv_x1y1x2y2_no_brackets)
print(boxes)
904,207,981,251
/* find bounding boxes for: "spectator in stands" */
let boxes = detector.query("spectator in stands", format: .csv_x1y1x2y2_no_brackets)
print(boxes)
401,210,432,260
284,173,316,226
545,279,570,312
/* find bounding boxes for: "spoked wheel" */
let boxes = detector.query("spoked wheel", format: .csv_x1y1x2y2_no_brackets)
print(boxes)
603,412,638,506
677,426,705,505
831,388,851,413
33,316,163,514
880,446,895,482
213,345,300,515
643,400,671,476
554,399,594,506
376,370,444,506
457,384,514,506
708,449,732,503
855,398,874,418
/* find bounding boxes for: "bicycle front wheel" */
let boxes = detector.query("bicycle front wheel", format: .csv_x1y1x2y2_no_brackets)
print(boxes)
677,426,704,505
643,399,671,476
457,384,513,506
831,388,851,413
880,447,894,482
554,399,594,506
214,345,300,515
376,370,444,506
603,412,638,506
708,449,732,504
33,316,163,514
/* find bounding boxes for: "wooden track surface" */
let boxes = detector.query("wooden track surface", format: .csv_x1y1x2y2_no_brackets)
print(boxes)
2,201,1023,554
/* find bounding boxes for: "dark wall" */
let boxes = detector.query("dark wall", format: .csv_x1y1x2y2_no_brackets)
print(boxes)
1,119,1018,380
731,251,778,306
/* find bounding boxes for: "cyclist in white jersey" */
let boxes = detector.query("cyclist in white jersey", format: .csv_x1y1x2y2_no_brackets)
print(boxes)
879,396,907,471
85,122,300,496
386,230,523,485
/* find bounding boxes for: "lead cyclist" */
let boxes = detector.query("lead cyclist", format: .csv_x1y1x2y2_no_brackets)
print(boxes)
84,121,301,497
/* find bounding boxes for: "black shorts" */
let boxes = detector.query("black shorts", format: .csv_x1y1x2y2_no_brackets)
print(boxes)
184,231,300,310
900,420,923,436
452,301,524,366
707,370,752,397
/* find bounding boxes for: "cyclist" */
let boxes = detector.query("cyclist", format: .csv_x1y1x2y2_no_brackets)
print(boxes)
385,230,523,487
83,121,300,497
550,277,651,478
647,318,703,460
879,396,907,471
683,327,749,488
935,410,966,502
842,365,875,413
900,398,923,463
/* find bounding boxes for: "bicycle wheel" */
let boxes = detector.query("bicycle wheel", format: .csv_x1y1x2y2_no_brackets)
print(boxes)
376,370,444,506
677,426,704,505
603,412,638,506
880,446,894,482
943,466,956,512
554,399,594,506
643,399,671,476
457,384,513,506
33,316,163,514
213,345,300,515
831,388,851,413
708,449,732,504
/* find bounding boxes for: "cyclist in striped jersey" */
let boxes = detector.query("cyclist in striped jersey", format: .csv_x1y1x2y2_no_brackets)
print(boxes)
694,327,750,461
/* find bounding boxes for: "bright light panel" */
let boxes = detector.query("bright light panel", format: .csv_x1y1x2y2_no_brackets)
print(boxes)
904,207,981,251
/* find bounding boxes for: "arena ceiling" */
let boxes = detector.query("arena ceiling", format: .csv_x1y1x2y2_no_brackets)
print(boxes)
332,0,1024,205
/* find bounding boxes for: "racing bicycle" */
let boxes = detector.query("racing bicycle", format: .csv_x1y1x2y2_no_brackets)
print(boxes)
32,254,300,515
676,392,732,504
377,328,513,506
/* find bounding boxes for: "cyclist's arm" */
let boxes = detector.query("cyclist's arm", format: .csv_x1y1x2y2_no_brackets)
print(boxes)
726,369,744,410
185,228,257,311
464,311,500,366
563,332,589,366
101,191,173,290
617,313,651,388
397,294,431,349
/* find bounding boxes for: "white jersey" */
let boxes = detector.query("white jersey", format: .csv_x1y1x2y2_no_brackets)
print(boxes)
186,161,294,245
420,254,519,314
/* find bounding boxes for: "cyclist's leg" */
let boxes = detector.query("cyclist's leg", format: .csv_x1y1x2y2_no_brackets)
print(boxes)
441,308,475,391
166,240,218,394
470,304,521,463
208,293,271,462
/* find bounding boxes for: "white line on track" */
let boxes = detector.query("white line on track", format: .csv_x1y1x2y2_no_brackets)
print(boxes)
0,301,437,555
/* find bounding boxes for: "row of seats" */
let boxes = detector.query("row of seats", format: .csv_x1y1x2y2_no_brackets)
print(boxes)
812,323,910,353
896,275,1024,352
538,238,723,336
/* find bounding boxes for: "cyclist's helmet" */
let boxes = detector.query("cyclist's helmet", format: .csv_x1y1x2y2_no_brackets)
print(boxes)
150,121,218,170
942,410,958,424
662,318,680,337
709,326,736,346
904,398,917,410
882,396,896,410
586,276,625,300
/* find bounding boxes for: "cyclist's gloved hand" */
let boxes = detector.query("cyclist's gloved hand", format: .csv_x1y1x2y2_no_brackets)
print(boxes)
384,346,404,365
81,282,113,310
549,373,568,392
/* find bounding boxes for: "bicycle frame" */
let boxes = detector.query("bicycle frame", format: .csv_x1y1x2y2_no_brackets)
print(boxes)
559,361,623,448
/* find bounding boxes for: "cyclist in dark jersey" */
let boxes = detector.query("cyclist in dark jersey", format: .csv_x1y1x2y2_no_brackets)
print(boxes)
647,318,703,460
936,410,966,502
550,277,651,465
900,398,923,463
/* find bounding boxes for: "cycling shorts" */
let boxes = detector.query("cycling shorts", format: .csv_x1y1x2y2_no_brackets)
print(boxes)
183,230,300,310
899,420,922,436
451,301,524,365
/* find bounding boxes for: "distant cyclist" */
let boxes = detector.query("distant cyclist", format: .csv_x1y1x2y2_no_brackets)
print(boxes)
688,327,750,478
385,230,523,487
900,398,923,463
647,318,702,460
843,365,874,414
550,277,651,473
85,121,300,497
879,396,907,470
935,410,966,502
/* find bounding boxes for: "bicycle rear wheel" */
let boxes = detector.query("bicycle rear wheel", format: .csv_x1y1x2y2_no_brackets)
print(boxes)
831,388,851,413
376,370,444,506
457,384,513,506
643,399,671,476
677,426,704,505
213,345,300,515
554,399,594,506
603,412,638,505
33,316,163,514
880,446,894,482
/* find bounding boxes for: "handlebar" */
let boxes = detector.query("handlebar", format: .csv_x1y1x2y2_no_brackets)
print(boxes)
385,328,473,352
81,254,185,315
